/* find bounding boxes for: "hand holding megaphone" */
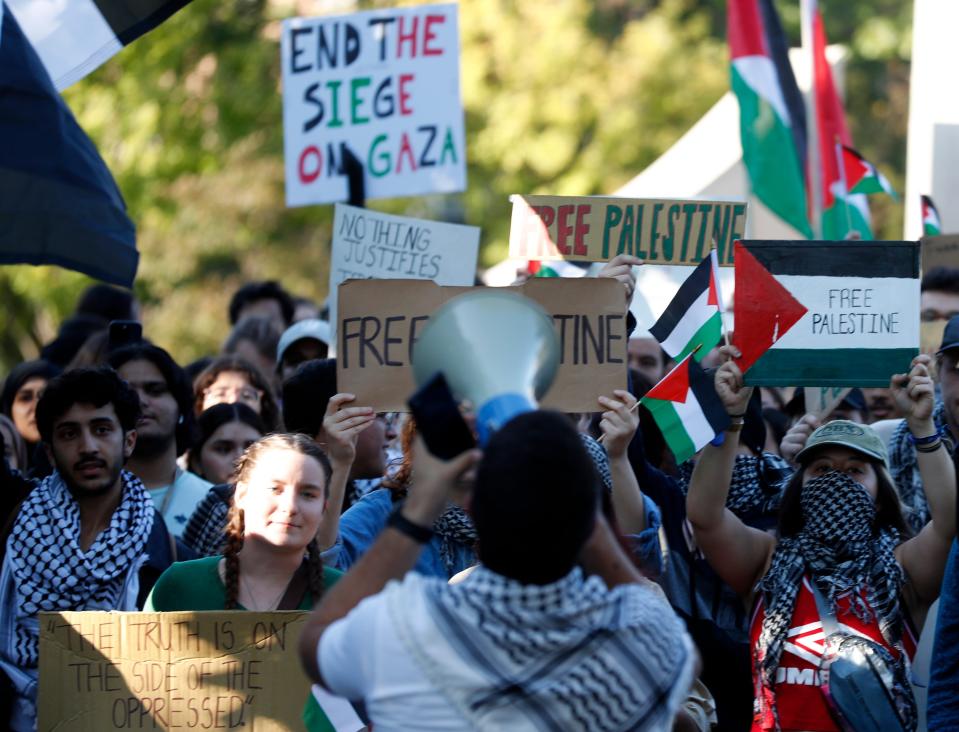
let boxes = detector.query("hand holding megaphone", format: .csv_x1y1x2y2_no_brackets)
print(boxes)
402,436,482,529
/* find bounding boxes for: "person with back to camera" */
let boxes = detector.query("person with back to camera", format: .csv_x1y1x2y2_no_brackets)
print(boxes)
686,347,955,731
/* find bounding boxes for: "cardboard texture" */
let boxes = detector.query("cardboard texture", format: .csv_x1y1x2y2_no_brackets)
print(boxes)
337,278,628,412
39,611,313,731
803,386,853,419
921,235,959,273
328,203,480,351
508,194,747,265
281,4,465,206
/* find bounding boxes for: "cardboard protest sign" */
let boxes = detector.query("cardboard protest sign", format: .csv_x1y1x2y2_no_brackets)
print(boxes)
921,319,947,355
337,278,627,412
281,4,465,206
508,194,747,265
734,241,920,387
328,203,480,350
803,386,853,419
921,235,959,273
38,611,319,731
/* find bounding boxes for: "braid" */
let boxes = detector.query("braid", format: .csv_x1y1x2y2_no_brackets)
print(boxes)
222,505,245,610
306,540,326,605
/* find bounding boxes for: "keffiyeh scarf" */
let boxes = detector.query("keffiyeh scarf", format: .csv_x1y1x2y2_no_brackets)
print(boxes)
432,504,477,576
890,401,949,533
9,470,153,667
755,471,906,728
679,452,792,521
394,566,694,731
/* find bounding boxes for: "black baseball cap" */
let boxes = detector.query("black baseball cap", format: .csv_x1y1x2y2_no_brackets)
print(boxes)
937,314,959,354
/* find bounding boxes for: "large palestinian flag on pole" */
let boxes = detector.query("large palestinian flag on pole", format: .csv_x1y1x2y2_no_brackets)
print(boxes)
729,0,812,238
640,354,730,465
734,240,919,387
0,1,137,286
7,0,192,90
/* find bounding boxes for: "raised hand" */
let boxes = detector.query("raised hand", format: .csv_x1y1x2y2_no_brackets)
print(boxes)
714,345,753,416
321,393,375,469
890,354,936,432
780,414,821,465
597,254,643,305
597,390,639,459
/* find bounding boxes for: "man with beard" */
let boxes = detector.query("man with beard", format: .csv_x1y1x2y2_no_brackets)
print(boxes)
0,368,179,731
108,344,210,537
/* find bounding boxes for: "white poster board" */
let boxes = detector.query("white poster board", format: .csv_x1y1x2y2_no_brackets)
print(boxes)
281,4,466,206
328,203,480,350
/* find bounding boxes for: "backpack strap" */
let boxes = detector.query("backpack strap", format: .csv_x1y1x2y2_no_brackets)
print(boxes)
809,580,842,636
276,561,311,610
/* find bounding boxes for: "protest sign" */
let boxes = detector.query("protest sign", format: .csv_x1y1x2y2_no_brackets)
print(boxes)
803,386,853,419
328,203,480,349
337,278,627,412
281,4,465,206
734,240,920,387
38,611,318,731
921,235,959,273
508,194,747,265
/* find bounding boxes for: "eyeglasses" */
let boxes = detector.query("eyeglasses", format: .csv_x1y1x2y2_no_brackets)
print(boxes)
204,385,263,405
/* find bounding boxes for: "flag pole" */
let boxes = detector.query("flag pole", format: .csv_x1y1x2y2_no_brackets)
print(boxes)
710,238,731,349
800,0,822,238
835,136,855,239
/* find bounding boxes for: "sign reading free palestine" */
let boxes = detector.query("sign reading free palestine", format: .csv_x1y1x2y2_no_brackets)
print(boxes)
281,4,466,206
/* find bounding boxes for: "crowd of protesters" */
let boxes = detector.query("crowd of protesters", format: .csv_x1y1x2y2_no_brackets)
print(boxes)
1,262,959,731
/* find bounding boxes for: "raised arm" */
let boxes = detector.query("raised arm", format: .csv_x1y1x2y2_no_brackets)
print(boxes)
599,390,646,533
315,393,375,550
685,347,775,597
894,356,957,604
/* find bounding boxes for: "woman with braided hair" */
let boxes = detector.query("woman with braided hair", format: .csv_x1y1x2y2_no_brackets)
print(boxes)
687,348,956,732
145,433,342,612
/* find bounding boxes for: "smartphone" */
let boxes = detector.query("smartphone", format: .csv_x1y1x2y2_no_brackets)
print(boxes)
108,320,143,350
408,373,476,460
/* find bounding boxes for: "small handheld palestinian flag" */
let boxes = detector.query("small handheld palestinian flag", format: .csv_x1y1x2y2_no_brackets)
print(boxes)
640,353,730,464
648,250,723,362
921,195,941,236
531,260,588,278
839,145,898,200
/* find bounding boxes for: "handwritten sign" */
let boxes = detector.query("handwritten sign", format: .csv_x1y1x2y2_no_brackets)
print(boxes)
38,611,315,732
921,235,959,273
329,203,479,350
281,4,465,206
803,386,853,419
508,194,747,264
337,278,627,412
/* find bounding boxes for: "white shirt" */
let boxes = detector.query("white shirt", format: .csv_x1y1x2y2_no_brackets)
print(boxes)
148,468,211,538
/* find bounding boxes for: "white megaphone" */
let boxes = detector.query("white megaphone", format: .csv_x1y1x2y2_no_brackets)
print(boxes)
411,289,560,444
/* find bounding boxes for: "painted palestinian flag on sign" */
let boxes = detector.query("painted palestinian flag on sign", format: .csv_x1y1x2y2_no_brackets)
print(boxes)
922,195,941,236
734,240,919,387
729,0,812,238
640,354,730,465
840,146,897,199
6,0,192,90
649,250,723,362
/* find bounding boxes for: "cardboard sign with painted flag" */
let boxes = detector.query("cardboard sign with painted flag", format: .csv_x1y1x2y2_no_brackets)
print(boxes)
922,195,941,236
734,240,920,387
640,354,730,465
648,250,723,362
7,0,192,90
840,146,897,199
0,2,137,287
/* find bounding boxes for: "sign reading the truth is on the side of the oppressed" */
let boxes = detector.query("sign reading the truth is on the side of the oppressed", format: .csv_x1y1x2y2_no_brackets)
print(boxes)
508,194,748,265
328,203,480,350
38,611,315,732
734,240,920,387
281,4,465,206
337,278,628,412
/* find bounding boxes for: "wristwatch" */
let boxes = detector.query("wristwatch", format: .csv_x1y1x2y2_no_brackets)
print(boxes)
387,505,434,544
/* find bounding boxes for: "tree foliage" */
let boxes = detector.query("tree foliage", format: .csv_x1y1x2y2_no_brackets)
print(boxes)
0,0,913,372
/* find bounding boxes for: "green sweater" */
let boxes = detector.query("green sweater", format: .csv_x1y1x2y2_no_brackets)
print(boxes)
144,555,342,611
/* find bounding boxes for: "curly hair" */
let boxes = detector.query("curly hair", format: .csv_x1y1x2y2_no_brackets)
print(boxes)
193,355,283,432
222,433,332,609
381,416,417,502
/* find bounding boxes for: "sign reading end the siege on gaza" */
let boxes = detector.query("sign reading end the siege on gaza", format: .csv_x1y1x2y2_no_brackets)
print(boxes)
281,4,466,206
508,194,748,265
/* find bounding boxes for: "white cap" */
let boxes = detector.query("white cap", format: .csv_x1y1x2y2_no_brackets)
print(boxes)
276,319,331,365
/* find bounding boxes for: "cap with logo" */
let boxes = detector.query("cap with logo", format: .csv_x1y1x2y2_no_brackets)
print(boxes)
795,419,888,466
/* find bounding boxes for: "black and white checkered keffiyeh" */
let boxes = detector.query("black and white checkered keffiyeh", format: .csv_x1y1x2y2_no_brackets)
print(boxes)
679,452,792,521
432,504,477,576
755,471,905,727
889,401,949,534
9,470,153,667
395,566,694,731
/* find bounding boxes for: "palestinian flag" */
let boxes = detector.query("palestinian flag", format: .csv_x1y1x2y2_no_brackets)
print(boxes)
840,146,897,199
6,0,192,90
729,0,812,238
531,260,588,278
648,250,723,362
0,2,137,286
922,195,941,236
641,355,730,464
734,240,919,387
806,1,871,240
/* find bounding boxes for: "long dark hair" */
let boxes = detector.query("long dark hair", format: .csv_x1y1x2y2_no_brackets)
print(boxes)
778,457,911,539
222,434,332,609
